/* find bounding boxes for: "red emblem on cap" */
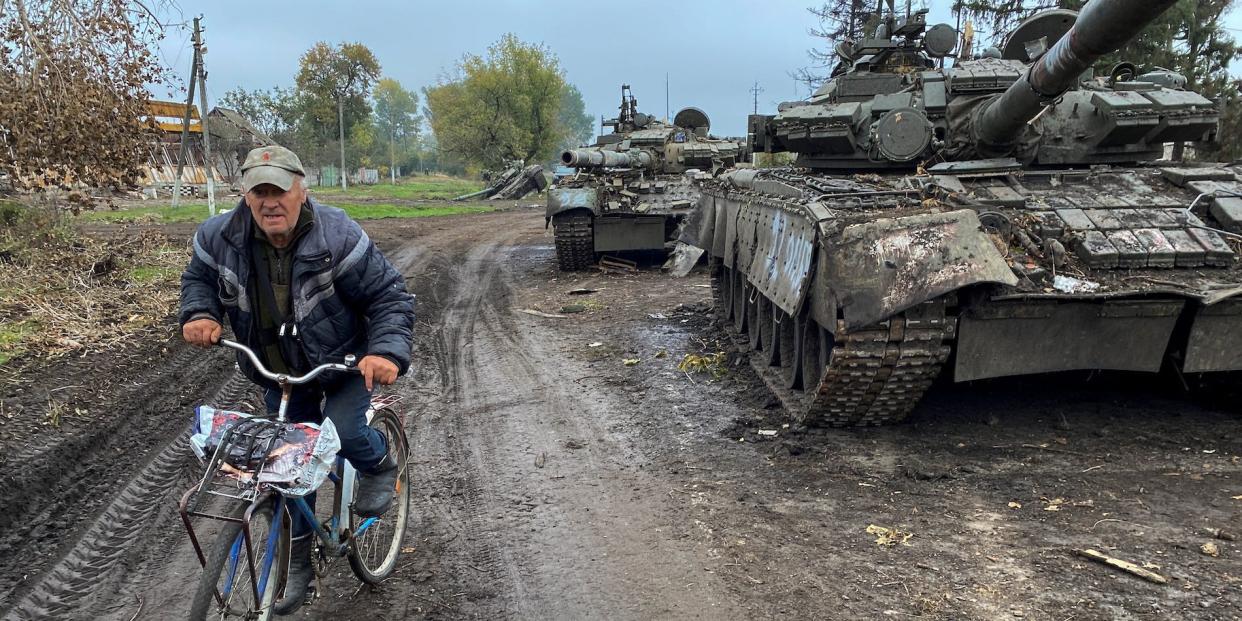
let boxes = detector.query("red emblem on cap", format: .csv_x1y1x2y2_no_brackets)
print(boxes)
262,151,271,161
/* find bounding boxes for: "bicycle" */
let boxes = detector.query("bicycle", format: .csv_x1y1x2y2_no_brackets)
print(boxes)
179,339,412,620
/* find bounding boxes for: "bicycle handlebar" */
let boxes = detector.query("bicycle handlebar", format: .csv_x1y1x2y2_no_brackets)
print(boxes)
218,339,358,385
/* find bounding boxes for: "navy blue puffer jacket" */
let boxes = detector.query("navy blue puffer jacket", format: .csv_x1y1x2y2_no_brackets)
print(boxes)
179,198,415,389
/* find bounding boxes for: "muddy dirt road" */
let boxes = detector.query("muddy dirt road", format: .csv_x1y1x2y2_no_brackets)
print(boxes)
2,207,1240,620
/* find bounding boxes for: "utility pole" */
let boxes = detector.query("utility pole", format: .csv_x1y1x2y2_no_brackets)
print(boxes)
338,93,348,190
749,82,764,115
195,18,217,216
171,17,200,209
389,106,397,184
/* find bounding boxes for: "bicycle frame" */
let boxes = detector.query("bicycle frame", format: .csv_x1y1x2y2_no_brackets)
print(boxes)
180,401,398,608
293,396,404,555
179,339,400,613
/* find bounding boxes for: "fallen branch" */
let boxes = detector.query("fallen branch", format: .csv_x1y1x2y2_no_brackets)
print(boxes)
517,308,567,319
1074,549,1167,584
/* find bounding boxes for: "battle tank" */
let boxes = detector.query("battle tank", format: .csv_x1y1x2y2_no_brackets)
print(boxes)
689,0,1242,426
546,85,746,270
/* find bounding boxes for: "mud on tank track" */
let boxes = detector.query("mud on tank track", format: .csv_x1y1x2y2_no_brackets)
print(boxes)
713,263,955,426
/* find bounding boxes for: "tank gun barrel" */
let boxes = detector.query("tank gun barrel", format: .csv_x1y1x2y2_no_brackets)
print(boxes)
561,148,655,170
975,0,1178,149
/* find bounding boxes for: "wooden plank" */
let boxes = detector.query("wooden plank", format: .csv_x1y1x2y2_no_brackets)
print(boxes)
1074,549,1167,584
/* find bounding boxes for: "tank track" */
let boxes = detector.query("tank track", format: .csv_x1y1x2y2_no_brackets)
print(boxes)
714,265,954,427
553,213,595,271
805,298,954,427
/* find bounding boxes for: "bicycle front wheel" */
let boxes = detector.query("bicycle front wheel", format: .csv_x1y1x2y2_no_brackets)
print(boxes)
189,496,288,621
347,408,411,583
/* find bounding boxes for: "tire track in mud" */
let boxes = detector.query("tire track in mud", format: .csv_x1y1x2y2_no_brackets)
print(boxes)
427,231,532,615
0,342,216,609
1,358,255,620
30,211,737,620
50,214,519,620
393,221,736,619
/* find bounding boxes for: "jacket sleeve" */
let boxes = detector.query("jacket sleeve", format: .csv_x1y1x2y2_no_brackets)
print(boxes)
336,225,416,375
179,229,224,326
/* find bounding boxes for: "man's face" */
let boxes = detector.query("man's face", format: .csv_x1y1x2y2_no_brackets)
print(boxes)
245,180,306,241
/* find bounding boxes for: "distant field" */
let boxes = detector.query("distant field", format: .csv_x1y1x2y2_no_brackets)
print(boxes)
79,175,494,224
81,200,495,224
315,175,485,201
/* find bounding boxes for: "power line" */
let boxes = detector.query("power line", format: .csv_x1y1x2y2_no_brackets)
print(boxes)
749,81,764,115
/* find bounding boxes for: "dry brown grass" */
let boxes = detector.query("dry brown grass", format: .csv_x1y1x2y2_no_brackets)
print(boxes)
0,208,185,364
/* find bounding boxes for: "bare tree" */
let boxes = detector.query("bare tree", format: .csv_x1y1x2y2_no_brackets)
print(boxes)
0,0,168,202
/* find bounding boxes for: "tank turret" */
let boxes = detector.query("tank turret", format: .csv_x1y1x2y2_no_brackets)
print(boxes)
973,0,1179,152
749,0,1217,169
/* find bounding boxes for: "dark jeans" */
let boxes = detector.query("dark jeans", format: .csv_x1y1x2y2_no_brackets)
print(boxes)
263,374,387,537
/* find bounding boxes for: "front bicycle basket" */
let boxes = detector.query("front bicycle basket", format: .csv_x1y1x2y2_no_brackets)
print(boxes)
190,406,341,497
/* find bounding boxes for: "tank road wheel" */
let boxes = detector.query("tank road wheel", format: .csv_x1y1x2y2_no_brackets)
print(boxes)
757,298,777,365
776,310,802,390
733,272,748,334
746,287,764,351
553,213,595,271
712,264,734,325
800,316,831,391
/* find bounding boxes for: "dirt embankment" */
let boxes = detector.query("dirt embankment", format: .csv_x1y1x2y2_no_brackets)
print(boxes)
1,207,1239,620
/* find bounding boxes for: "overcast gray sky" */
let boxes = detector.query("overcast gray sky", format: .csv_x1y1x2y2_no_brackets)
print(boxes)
158,1,1242,138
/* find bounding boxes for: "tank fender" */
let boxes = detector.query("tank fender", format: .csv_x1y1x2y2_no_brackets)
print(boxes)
824,209,1018,330
678,192,716,250
710,197,826,320
546,187,599,227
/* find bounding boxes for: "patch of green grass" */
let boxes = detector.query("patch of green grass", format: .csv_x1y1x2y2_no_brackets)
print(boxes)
0,199,23,227
0,320,36,366
128,264,178,283
75,198,495,224
316,176,484,201
334,202,495,219
81,202,214,223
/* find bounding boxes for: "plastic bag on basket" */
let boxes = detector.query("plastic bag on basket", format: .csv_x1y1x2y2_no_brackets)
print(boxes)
189,406,341,496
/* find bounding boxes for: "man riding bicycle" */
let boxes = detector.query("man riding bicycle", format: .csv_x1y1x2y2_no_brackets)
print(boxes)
179,145,415,614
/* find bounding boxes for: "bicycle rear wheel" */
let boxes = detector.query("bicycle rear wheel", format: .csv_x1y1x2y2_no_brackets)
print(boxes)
189,496,288,621
347,409,411,583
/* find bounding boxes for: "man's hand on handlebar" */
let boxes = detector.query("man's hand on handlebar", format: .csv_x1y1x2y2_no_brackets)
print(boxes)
208,338,393,388
358,355,398,391
183,318,222,348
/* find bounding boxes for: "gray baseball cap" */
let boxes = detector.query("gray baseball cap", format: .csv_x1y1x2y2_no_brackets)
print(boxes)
240,145,306,192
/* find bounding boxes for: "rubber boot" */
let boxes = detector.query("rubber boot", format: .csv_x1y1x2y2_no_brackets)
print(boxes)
273,534,314,615
353,450,399,517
